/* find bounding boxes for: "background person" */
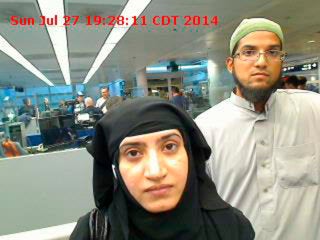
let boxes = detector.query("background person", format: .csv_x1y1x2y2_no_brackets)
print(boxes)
81,97,103,122
282,75,299,89
170,86,188,111
18,98,35,117
43,97,51,111
73,91,85,114
297,76,307,90
96,87,110,114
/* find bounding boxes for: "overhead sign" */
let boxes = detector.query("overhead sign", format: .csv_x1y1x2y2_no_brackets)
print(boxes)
283,62,318,73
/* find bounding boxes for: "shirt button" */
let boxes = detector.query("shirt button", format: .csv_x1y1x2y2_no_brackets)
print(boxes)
262,163,266,168
260,140,267,145
263,188,268,193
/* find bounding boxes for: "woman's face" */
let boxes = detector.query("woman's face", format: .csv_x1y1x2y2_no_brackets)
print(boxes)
119,129,188,213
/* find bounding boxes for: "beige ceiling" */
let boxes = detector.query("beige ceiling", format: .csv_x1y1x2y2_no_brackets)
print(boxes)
0,0,319,88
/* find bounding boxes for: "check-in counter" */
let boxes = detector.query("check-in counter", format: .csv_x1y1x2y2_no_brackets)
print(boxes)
0,223,76,240
0,148,94,236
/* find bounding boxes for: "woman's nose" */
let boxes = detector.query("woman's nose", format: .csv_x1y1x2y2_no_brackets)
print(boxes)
144,150,167,180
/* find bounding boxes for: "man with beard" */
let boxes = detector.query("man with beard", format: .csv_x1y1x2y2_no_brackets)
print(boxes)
195,18,320,240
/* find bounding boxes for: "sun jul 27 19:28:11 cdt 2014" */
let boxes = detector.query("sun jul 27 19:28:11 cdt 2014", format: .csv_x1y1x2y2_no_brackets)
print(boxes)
9,15,219,27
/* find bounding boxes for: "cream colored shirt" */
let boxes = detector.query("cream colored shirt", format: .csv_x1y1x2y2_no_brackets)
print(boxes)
196,89,320,240
96,97,108,114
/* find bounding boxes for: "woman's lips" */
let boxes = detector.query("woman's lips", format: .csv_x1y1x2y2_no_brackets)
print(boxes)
145,184,173,196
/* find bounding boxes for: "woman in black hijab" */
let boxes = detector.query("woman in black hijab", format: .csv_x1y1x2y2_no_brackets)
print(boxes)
70,97,254,240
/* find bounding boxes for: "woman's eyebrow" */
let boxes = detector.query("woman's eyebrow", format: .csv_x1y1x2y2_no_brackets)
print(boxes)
120,142,146,150
160,133,181,141
120,133,181,149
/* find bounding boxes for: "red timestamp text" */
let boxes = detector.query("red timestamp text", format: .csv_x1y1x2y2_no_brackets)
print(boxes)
85,15,219,27
9,15,219,27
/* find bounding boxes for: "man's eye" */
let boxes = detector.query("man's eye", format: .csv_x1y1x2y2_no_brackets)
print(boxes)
164,143,178,152
242,50,256,56
267,50,280,57
127,150,141,158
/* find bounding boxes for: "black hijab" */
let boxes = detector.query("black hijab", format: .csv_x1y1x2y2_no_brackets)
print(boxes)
88,97,229,240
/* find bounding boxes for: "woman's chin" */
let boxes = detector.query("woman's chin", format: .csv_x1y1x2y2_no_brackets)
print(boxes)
143,200,178,213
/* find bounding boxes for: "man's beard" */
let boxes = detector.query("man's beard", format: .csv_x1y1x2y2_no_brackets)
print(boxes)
233,71,282,103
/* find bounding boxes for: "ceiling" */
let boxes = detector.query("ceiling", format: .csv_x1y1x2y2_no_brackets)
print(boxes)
0,0,319,88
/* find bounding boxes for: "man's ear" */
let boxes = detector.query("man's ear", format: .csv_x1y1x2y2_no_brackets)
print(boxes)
226,57,234,74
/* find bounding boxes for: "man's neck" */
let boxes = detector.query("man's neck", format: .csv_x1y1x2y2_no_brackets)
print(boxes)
235,87,266,113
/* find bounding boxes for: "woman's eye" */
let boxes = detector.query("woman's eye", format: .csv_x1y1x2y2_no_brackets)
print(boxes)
164,143,178,152
127,150,141,158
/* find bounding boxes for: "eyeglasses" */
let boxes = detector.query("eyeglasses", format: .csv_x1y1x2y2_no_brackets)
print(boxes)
233,50,286,62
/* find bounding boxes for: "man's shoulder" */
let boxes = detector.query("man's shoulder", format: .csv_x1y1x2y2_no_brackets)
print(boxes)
276,88,319,96
275,89,320,104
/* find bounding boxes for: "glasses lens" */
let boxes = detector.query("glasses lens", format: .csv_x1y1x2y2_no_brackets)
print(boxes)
238,50,285,61
239,50,257,61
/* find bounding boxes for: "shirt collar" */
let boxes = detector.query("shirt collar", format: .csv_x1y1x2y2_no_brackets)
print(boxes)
230,90,276,114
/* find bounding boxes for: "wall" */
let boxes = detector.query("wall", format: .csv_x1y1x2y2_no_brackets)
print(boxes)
0,149,94,236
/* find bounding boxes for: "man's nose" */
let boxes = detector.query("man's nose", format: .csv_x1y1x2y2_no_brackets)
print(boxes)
254,52,268,67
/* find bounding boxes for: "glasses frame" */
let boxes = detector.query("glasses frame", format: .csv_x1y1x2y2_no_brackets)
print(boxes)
233,50,287,62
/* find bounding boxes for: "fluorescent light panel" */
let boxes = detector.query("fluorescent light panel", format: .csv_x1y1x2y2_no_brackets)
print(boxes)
146,66,168,72
0,35,54,86
180,65,206,70
105,27,130,44
117,0,152,27
146,65,206,73
83,0,152,84
37,0,71,85
83,44,116,84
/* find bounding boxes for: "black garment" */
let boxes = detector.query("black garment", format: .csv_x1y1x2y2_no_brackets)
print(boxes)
70,97,254,240
81,106,103,122
82,106,103,116
106,96,123,111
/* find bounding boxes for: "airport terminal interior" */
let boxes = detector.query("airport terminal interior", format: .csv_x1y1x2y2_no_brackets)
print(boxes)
0,0,319,239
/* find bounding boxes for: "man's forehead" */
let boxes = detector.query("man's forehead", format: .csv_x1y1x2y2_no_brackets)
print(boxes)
237,31,281,49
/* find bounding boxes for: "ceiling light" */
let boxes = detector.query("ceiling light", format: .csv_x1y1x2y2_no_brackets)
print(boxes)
105,27,130,44
37,0,71,85
0,34,54,86
146,66,168,72
83,44,116,84
180,65,205,70
83,0,152,84
118,0,152,27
